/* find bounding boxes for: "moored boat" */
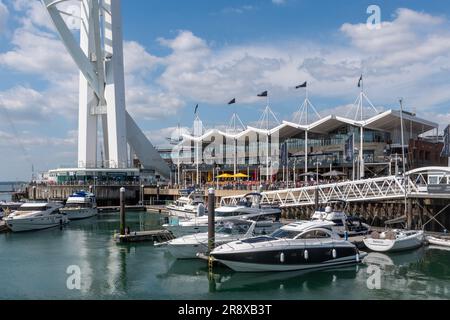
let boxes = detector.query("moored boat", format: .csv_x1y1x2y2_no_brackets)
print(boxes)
426,235,450,248
164,192,282,236
5,202,69,232
210,225,366,272
363,229,424,252
60,191,98,220
165,191,206,219
160,220,257,259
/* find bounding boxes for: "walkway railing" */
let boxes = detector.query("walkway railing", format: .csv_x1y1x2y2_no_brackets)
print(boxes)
220,167,450,208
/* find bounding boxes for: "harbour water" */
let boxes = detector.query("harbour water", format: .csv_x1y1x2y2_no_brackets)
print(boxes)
1,211,450,300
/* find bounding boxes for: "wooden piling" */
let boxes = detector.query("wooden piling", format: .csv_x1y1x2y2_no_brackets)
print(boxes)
120,187,126,236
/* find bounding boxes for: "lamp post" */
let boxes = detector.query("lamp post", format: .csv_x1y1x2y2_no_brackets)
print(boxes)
293,158,297,186
314,161,322,186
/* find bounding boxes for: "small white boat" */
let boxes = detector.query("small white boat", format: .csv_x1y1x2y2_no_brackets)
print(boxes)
164,193,282,236
60,191,98,220
5,202,69,232
165,191,206,219
426,235,450,248
363,229,424,252
160,220,256,259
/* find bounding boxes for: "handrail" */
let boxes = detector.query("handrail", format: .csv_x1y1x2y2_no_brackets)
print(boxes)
220,169,449,208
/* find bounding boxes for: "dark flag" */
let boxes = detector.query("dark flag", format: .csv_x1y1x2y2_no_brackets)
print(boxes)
194,104,199,114
296,82,307,89
345,134,354,162
441,125,450,157
228,98,236,105
257,91,268,97
358,75,363,88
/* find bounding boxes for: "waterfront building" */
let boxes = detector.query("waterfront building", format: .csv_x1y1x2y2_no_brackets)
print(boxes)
163,109,444,187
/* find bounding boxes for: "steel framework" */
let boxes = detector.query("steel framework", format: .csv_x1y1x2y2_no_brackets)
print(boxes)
220,167,450,208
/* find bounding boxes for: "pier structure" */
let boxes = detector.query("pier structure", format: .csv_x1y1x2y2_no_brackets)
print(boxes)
220,166,450,231
40,0,169,178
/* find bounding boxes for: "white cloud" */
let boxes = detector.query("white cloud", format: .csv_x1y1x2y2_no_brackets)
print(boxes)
0,0,8,34
0,3,182,123
144,126,190,149
152,9,450,115
221,5,255,15
0,130,76,148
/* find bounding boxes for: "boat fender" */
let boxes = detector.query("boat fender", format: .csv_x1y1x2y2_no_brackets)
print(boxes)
356,252,360,263
332,249,337,259
304,250,309,260
280,252,285,263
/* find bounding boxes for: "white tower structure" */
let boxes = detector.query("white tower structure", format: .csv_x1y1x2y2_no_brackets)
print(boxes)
41,0,170,176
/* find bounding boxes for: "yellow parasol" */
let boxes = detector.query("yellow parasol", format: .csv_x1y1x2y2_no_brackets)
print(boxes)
233,173,250,179
216,173,233,179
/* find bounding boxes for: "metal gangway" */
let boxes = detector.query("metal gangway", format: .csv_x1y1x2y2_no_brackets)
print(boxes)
220,167,450,208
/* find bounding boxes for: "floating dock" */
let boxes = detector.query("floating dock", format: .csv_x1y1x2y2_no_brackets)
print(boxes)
0,221,9,233
113,229,175,243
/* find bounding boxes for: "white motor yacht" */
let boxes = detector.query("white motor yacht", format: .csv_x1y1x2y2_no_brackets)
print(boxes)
363,229,424,252
164,193,282,236
210,225,366,272
160,220,257,259
5,202,68,232
165,191,206,219
307,202,371,237
60,191,98,220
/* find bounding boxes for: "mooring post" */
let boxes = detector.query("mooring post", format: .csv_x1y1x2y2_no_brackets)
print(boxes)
120,187,126,236
407,199,413,230
208,188,215,253
156,184,160,205
140,184,145,205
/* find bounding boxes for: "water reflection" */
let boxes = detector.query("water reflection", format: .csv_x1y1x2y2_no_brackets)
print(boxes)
210,266,360,293
362,248,450,299
159,259,361,294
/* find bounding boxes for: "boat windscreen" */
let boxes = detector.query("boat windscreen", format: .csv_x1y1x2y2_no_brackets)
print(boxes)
271,229,301,239
240,236,277,244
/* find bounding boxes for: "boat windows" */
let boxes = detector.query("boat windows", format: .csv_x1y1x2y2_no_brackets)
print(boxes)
17,206,48,211
271,229,301,239
65,203,91,208
241,236,277,244
299,230,331,239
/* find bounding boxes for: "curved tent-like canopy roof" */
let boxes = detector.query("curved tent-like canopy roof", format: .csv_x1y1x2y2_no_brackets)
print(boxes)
364,110,436,134
179,110,438,143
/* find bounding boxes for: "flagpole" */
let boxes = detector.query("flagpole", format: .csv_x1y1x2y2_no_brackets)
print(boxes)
305,87,309,183
352,131,355,181
359,75,365,180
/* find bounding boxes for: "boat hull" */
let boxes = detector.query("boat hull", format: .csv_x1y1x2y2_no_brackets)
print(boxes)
427,236,450,248
166,207,198,220
217,256,365,272
211,245,365,272
363,233,424,252
6,215,69,232
167,243,208,259
60,208,98,220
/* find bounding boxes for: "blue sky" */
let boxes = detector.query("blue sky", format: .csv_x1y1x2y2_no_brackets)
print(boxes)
1,0,450,181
